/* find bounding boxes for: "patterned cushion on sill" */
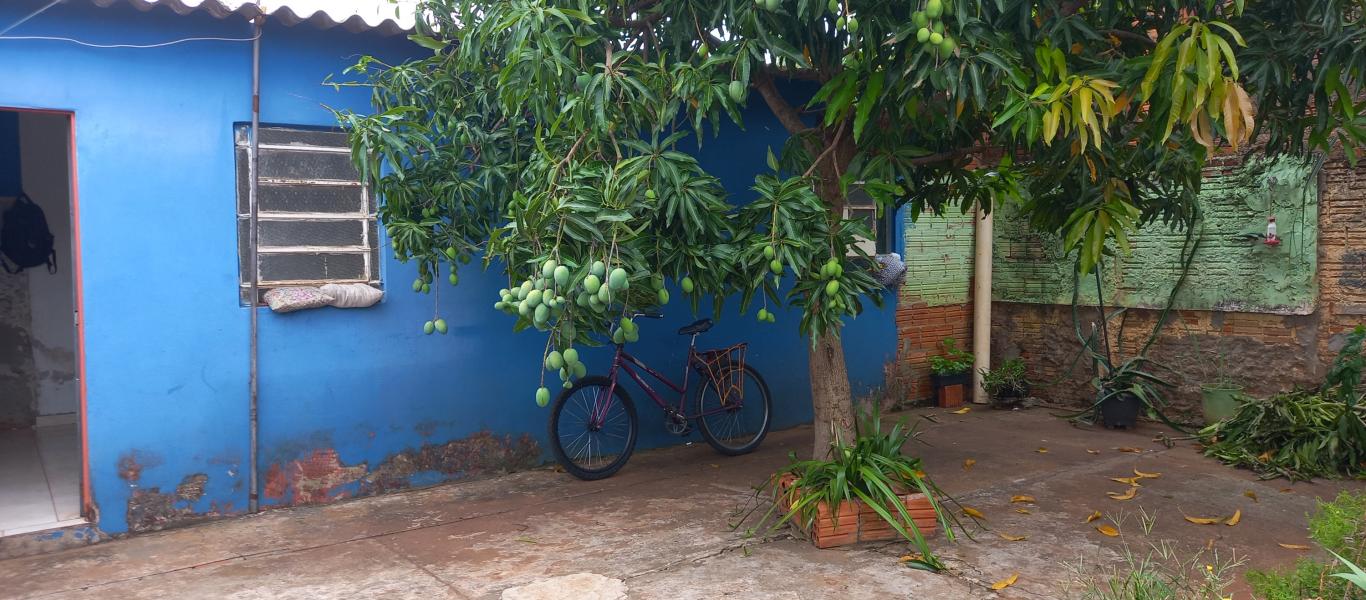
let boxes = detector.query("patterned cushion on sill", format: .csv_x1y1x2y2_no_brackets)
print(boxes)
262,286,334,313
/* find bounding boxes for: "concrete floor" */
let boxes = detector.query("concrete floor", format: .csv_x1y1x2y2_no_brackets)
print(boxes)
1,407,1361,599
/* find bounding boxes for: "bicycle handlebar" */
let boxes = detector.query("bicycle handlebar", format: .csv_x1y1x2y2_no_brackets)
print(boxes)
631,312,663,319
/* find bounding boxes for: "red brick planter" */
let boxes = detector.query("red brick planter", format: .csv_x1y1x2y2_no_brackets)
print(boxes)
776,474,940,549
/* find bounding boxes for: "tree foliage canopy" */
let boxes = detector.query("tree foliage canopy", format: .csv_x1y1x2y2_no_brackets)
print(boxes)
334,0,1366,401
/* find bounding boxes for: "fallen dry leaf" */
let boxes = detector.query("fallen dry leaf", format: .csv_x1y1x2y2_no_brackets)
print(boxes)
1244,490,1259,503
1095,524,1120,537
1010,495,1036,504
1133,468,1161,479
1110,476,1143,486
1226,509,1242,526
1257,450,1274,463
898,553,924,563
1185,516,1223,525
1206,538,1215,550
963,507,987,520
1015,508,1032,514
1280,488,1294,493
1117,447,1144,453
1087,449,1101,455
952,407,971,415
1108,487,1139,501
1036,447,1049,453
991,573,1020,590
1085,510,1103,523
998,532,1028,542
1278,543,1311,550
963,458,976,471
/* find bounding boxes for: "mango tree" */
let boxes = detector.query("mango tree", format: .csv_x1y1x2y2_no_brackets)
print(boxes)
335,0,1366,457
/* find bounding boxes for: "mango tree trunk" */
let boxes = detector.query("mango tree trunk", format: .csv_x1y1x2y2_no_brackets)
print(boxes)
809,331,857,458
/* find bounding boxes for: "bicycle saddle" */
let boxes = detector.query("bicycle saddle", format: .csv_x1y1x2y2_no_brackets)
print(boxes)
677,318,713,335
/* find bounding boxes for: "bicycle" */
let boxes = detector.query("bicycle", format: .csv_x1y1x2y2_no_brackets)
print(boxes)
548,313,773,480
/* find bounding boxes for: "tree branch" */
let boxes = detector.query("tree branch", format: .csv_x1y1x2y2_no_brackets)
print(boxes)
752,71,814,140
1104,29,1157,47
759,63,826,83
904,145,1001,166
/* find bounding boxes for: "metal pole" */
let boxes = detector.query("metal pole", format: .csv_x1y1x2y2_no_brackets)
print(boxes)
247,15,262,514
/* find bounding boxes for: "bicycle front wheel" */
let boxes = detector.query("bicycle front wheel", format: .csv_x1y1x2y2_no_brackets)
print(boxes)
696,364,771,456
549,376,638,480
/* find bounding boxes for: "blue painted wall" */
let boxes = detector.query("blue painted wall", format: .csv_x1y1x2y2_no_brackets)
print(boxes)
0,0,898,536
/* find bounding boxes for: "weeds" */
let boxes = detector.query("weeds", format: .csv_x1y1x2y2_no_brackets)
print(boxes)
1061,509,1244,600
1247,491,1366,599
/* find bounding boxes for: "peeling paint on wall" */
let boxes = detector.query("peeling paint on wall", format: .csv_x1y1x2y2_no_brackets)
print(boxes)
261,430,541,507
993,156,1319,314
126,474,223,533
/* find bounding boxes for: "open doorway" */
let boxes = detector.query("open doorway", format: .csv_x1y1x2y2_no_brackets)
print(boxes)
0,109,83,535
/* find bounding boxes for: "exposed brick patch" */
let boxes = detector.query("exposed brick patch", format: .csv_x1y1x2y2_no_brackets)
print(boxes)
126,474,222,534
365,431,540,493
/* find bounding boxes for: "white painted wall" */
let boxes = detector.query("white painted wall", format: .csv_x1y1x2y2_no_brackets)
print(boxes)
18,112,76,418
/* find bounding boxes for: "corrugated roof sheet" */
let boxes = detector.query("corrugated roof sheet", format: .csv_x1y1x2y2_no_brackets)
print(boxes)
87,0,416,35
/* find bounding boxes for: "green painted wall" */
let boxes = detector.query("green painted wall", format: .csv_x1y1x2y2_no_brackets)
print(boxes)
902,210,975,306
993,156,1319,314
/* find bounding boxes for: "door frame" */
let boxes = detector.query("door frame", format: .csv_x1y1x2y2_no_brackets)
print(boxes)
2,106,89,521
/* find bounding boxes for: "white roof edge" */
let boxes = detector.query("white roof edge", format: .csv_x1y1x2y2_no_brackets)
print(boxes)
86,0,418,36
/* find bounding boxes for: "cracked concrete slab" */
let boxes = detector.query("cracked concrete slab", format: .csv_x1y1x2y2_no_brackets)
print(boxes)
1,407,1360,599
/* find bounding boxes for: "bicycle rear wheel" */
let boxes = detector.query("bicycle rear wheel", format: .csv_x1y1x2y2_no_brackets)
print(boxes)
549,376,638,480
696,364,771,456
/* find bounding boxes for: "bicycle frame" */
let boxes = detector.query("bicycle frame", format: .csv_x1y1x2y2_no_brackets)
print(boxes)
588,335,745,427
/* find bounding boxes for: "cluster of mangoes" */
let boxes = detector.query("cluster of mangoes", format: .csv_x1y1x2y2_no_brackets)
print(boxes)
535,346,587,406
912,0,957,59
827,1,859,32
493,259,632,329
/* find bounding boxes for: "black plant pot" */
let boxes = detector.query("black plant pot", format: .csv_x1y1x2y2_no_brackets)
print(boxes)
931,372,972,388
990,384,1029,409
1100,392,1141,429
931,372,972,408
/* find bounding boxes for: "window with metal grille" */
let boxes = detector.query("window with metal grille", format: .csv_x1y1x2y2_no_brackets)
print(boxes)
234,126,380,304
843,186,895,255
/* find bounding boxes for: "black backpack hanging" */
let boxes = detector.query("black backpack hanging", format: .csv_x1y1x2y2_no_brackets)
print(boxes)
1,191,56,274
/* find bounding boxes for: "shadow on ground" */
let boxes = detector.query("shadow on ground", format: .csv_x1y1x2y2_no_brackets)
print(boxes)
1,407,1361,599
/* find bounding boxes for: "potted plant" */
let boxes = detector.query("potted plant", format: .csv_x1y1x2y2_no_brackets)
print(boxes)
929,338,974,408
757,411,962,570
1197,345,1244,425
980,357,1029,409
1095,356,1175,429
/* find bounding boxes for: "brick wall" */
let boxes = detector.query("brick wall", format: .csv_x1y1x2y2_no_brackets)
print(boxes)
895,211,976,404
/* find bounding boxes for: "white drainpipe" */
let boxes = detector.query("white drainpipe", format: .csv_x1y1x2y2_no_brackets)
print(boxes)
972,205,993,404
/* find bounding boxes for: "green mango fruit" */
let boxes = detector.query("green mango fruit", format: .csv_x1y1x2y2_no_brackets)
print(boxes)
697,43,709,59
645,188,657,199
518,280,532,300
423,320,435,335
757,308,769,322
494,301,506,311
932,21,944,34
575,74,590,91
562,322,576,341
657,288,670,304
583,274,602,294
534,304,549,325
444,247,457,260
836,16,845,28
620,317,636,333
597,284,612,304
411,278,424,292
526,289,543,308
541,259,558,279
769,259,784,276
926,0,943,18
434,318,448,334
449,273,458,285
612,328,626,344
764,0,779,11
572,361,587,378
766,311,777,323
763,245,775,259
846,16,858,32
681,276,695,293
553,265,570,287
728,80,746,102
421,283,431,294
576,292,591,307
590,260,606,277
929,32,943,45
563,347,579,365
518,301,531,316
563,381,573,389
826,280,841,296
534,277,547,291
546,350,565,370
535,387,550,407
938,37,956,58
624,328,639,343
828,0,838,12
912,10,928,28
608,268,629,291
917,27,931,43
